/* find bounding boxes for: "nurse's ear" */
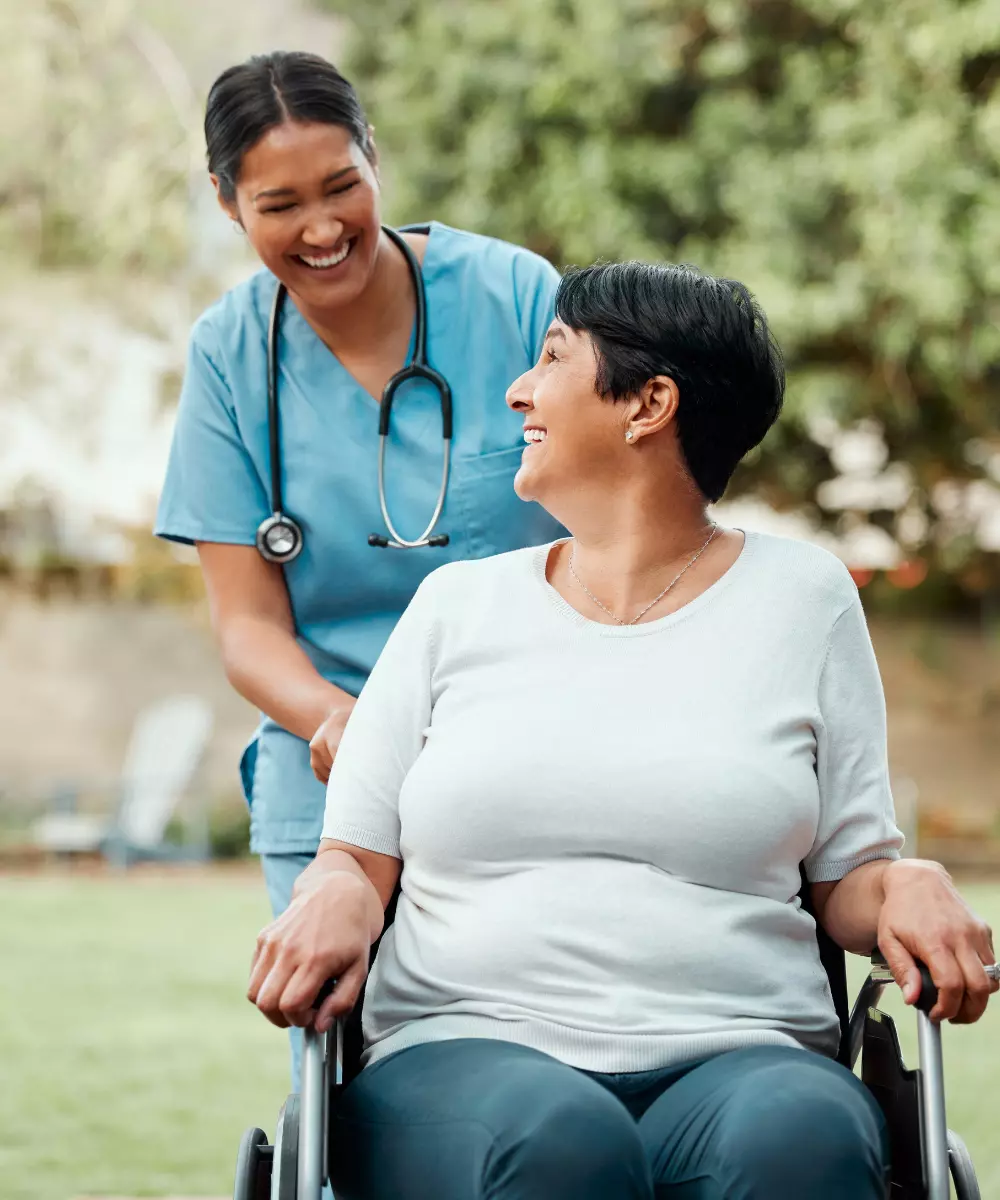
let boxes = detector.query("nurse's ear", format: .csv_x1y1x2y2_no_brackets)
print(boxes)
211,174,244,230
366,125,381,187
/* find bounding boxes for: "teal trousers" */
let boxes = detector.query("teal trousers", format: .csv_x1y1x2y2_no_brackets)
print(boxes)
329,1039,888,1199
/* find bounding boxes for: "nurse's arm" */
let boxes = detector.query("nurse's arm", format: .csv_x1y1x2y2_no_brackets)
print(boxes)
196,542,353,742
249,839,400,1030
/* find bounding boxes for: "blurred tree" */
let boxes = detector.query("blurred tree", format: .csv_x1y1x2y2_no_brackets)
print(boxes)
324,0,1000,599
0,0,196,272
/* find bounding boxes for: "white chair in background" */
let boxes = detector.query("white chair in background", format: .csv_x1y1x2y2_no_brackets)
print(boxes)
32,693,214,864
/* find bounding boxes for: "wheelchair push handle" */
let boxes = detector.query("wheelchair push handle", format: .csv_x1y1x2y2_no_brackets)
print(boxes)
310,977,336,1016
914,961,938,1015
867,952,998,1200
870,951,1000,1013
297,978,342,1200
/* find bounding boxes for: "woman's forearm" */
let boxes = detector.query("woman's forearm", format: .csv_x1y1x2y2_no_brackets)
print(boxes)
219,613,352,741
293,845,392,942
814,858,952,955
813,860,889,953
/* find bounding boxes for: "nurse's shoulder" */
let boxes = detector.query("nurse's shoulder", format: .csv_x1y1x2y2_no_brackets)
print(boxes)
427,222,560,357
186,267,277,391
432,222,556,281
155,268,280,546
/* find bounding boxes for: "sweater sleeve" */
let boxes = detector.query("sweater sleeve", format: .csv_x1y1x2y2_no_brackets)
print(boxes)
320,573,441,858
804,593,904,883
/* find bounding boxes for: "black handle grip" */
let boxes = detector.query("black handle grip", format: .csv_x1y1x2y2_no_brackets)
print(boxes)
914,962,938,1013
312,978,336,1011
871,950,938,1011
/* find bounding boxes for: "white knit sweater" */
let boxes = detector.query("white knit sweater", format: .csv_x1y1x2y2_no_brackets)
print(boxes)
322,532,902,1071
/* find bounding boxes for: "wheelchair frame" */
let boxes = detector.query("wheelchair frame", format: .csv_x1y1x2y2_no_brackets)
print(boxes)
235,898,997,1200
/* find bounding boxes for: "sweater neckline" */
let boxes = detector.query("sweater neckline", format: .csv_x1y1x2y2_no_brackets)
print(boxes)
530,529,757,637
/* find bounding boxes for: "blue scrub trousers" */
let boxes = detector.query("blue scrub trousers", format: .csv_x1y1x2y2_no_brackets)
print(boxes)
261,851,316,1091
329,1039,888,1199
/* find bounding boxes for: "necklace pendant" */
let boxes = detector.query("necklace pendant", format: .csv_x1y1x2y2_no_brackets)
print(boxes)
568,525,720,626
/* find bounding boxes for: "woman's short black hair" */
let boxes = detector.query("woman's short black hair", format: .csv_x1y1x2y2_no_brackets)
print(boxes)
205,51,375,202
555,262,785,502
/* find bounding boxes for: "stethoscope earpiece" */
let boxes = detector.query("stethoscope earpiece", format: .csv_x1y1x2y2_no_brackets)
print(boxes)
262,225,452,563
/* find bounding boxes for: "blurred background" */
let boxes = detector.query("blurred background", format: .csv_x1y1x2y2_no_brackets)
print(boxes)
1,0,998,1197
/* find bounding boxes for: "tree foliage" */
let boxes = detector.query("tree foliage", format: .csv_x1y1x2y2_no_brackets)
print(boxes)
0,0,195,271
327,0,1000,598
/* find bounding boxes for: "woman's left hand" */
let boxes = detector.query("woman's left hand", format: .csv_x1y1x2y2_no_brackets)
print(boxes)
877,859,998,1023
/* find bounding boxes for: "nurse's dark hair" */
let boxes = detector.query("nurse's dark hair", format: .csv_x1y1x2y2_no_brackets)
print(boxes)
205,51,374,202
555,262,785,503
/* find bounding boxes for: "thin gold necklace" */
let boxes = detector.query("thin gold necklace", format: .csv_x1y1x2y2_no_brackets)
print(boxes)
567,526,720,626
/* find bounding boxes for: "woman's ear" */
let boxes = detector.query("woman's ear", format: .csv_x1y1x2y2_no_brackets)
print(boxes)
625,376,680,444
210,175,242,226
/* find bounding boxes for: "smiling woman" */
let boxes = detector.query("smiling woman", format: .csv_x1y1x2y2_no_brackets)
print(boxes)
154,50,565,1091
247,259,997,1200
204,57,411,367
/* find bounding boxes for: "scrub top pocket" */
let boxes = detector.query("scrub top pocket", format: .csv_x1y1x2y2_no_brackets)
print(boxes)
450,444,562,559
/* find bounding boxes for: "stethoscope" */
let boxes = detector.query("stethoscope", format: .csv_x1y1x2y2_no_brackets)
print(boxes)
255,224,453,564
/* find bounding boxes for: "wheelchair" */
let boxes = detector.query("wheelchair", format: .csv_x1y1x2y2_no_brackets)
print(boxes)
233,882,997,1200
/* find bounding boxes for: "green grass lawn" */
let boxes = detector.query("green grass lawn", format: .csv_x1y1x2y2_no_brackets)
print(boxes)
1,871,998,1200
0,868,288,1200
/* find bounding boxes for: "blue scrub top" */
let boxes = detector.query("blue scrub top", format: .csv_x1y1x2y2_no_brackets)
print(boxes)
156,222,564,854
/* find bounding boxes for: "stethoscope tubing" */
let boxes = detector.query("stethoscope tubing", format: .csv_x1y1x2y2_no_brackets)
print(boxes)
262,224,451,560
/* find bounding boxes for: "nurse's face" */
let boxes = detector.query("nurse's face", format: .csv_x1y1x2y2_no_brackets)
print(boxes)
217,120,382,311
506,320,631,511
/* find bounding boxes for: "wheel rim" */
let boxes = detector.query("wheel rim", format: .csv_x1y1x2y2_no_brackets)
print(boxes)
948,1130,981,1200
234,1126,270,1200
272,1094,300,1200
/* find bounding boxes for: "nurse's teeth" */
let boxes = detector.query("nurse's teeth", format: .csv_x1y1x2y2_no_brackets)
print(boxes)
298,241,352,268
523,429,546,443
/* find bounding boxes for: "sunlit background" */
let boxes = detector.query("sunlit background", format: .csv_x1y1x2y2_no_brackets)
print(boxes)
2,1,999,1197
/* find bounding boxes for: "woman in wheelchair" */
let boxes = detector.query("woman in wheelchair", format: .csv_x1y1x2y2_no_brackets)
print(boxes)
248,261,997,1199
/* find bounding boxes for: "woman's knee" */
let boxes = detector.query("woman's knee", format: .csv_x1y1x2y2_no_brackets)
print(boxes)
714,1051,887,1196
487,1080,651,1199
332,1041,652,1200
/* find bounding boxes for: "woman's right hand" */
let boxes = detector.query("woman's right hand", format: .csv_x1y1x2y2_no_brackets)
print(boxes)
309,699,357,784
248,870,372,1032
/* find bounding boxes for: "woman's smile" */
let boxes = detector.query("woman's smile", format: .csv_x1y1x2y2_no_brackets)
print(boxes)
522,425,547,452
292,236,357,271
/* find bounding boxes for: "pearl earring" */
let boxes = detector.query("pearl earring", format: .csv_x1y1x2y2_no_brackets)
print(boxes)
625,430,634,442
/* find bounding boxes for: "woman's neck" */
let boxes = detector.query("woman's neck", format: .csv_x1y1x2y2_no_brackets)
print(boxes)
549,482,738,624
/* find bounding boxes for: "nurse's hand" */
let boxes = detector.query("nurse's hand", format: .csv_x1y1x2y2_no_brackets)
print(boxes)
309,699,357,784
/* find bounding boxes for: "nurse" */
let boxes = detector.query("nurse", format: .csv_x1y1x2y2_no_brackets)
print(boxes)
155,50,563,1078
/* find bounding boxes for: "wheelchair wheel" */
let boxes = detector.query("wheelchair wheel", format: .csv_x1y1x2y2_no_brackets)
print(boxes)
272,1093,301,1200
233,1126,272,1200
948,1129,981,1200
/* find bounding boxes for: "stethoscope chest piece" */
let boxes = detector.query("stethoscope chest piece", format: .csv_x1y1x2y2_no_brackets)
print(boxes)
256,512,304,564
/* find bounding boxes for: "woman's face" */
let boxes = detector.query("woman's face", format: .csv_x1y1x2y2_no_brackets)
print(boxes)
506,320,630,511
217,120,382,311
